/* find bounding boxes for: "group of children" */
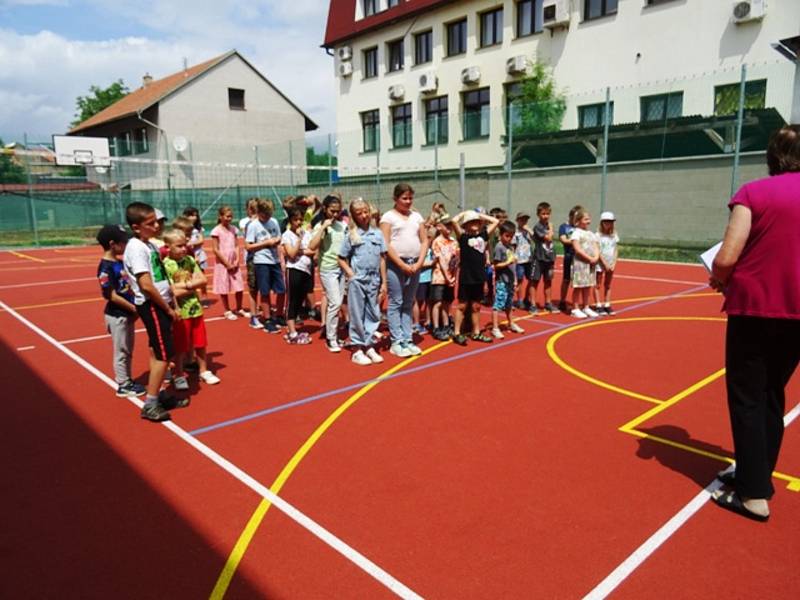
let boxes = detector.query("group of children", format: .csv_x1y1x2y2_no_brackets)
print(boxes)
96,194,620,419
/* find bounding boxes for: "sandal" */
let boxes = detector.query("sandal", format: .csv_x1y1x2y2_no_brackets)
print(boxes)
471,332,493,343
711,490,769,522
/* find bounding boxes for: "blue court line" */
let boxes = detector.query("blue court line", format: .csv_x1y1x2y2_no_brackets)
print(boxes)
189,283,710,437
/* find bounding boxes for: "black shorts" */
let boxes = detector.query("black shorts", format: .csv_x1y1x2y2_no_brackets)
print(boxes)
532,259,555,283
246,258,257,293
458,282,484,303
136,301,175,362
416,281,431,302
429,284,454,303
562,254,574,282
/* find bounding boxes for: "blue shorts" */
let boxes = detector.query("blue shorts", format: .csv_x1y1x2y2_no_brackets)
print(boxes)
254,263,285,296
515,262,532,282
493,280,514,312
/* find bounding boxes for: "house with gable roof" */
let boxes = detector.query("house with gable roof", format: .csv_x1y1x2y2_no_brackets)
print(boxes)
69,50,317,189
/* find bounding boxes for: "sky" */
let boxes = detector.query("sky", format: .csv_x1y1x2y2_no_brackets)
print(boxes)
0,0,335,141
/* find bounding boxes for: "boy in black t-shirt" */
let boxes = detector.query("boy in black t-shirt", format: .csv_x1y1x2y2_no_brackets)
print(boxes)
451,210,499,345
96,224,146,398
491,221,526,339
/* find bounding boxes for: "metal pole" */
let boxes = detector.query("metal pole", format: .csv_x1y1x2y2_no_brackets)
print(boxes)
600,87,611,214
288,139,295,192
376,128,381,206
731,64,747,198
327,133,334,190
506,103,514,215
255,145,262,199
459,152,466,210
188,141,197,206
23,133,40,246
434,114,440,188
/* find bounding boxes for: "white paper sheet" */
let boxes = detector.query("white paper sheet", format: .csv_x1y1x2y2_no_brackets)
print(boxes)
699,241,723,273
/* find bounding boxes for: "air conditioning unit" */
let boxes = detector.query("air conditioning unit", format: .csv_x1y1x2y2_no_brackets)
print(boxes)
543,0,570,29
461,66,481,85
419,70,438,93
506,55,528,75
338,62,353,77
337,45,353,61
732,0,766,24
388,84,406,100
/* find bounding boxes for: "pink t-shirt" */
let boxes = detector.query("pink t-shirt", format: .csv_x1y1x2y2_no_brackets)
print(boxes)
380,209,425,259
723,172,800,319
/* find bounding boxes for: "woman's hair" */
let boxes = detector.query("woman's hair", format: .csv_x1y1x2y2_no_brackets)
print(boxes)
393,182,414,199
347,198,370,245
766,125,800,176
217,205,233,224
182,206,202,231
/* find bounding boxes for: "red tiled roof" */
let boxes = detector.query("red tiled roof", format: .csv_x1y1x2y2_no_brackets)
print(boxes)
324,0,455,47
70,52,233,133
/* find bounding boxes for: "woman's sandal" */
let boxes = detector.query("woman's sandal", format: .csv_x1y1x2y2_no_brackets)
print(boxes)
712,490,769,522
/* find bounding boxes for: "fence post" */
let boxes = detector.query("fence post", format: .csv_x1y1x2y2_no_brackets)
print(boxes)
288,140,295,192
327,133,334,190
254,145,262,199
188,141,197,206
459,152,466,210
600,87,611,214
506,103,514,215
376,128,381,206
434,114,440,189
23,133,40,246
731,64,747,199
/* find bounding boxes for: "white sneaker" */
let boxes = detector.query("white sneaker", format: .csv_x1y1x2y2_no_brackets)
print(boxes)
491,327,505,339
571,308,588,319
351,350,372,366
365,347,384,364
327,340,342,353
405,342,422,356
390,342,412,358
224,310,238,321
584,307,600,318
509,322,525,334
173,375,190,391
200,371,220,385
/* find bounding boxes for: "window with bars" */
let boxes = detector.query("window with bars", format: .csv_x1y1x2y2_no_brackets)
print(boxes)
387,38,404,72
363,47,378,79
414,30,432,65
584,0,618,20
640,92,683,122
362,109,380,152
578,102,614,129
425,96,448,144
392,103,413,148
446,18,467,57
480,7,504,47
714,79,767,116
463,87,491,140
516,0,543,37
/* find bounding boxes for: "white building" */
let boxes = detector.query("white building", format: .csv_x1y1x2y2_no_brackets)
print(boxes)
323,0,800,173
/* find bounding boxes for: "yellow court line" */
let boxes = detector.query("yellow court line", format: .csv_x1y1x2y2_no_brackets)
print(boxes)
614,292,718,305
210,340,452,599
9,251,46,263
0,297,101,312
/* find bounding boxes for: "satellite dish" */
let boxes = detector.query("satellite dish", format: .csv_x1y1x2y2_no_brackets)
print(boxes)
172,135,189,153
94,166,108,174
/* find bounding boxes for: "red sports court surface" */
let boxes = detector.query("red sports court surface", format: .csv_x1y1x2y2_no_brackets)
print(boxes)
1,245,799,599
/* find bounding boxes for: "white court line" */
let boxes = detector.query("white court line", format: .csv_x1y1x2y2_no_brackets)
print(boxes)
584,401,800,599
614,274,705,286
60,315,228,345
0,276,96,290
17,345,35,351
0,298,422,600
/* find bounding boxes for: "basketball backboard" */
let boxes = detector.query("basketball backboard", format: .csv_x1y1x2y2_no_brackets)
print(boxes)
53,135,111,166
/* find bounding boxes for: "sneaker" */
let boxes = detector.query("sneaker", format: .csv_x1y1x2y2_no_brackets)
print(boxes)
509,322,525,334
275,316,287,328
351,350,372,366
433,328,450,341
529,306,538,316
200,371,220,385
558,301,568,313
452,333,468,346
116,381,146,397
571,308,588,319
237,309,250,318
405,342,422,356
263,319,280,334
584,307,600,318
605,305,616,315
365,347,384,364
372,330,384,342
140,401,170,422
412,323,426,336
390,342,412,358
491,327,505,340
158,393,190,410
173,375,190,391
327,340,342,353
249,316,262,329
223,310,238,321
471,332,493,343
544,303,558,314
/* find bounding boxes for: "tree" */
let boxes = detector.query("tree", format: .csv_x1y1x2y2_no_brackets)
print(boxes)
511,62,566,136
0,138,27,184
70,80,129,129
306,145,338,184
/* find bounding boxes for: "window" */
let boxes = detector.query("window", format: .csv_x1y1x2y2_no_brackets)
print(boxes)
363,47,378,79
584,0,617,20
446,19,467,57
517,0,543,37
578,102,614,128
463,87,491,140
645,0,678,5
414,30,432,65
228,88,245,110
362,109,380,152
387,39,404,72
392,103,413,148
363,0,377,17
714,79,767,116
388,0,400,6
480,7,504,47
640,92,683,122
425,96,448,144
134,127,148,154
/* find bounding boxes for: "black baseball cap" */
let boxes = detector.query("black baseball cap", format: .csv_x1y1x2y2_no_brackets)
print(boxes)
96,224,131,248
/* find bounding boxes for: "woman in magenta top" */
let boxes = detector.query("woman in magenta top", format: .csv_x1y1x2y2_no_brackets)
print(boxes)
710,125,800,522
